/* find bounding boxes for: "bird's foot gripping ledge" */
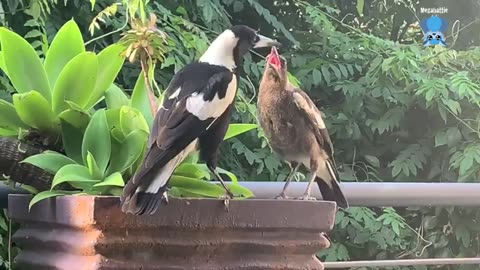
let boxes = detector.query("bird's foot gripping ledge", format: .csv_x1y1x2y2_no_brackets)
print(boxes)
297,194,318,201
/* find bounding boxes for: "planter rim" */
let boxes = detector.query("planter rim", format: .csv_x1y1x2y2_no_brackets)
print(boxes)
9,194,336,231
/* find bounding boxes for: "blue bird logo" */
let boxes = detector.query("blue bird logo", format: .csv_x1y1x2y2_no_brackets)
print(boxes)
420,16,448,47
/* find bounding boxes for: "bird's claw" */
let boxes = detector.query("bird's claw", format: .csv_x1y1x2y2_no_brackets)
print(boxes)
297,194,317,201
219,192,233,212
275,193,290,200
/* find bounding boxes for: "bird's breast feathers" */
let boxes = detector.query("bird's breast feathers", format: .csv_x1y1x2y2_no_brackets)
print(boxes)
186,75,237,121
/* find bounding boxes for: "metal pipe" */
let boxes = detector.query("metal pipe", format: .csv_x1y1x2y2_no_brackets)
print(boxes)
235,182,480,207
323,258,480,268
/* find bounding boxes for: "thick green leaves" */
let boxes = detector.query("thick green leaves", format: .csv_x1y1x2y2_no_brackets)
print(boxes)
52,52,98,113
0,27,51,102
174,163,210,180
224,123,257,140
105,84,129,109
227,183,254,198
13,91,57,132
82,109,111,174
0,52,7,76
131,71,154,128
51,164,98,189
119,106,149,135
106,129,147,175
22,151,76,174
93,172,125,187
29,190,77,210
60,120,84,164
44,19,85,87
0,99,27,130
86,151,102,179
86,44,125,109
169,175,227,197
58,108,90,130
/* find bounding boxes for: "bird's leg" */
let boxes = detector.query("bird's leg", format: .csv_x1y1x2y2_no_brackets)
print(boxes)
297,172,317,201
208,164,234,211
276,162,300,199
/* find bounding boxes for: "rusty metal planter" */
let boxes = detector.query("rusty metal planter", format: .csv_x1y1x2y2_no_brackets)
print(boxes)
8,194,336,270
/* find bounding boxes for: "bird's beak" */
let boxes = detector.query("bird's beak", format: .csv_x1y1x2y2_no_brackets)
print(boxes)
266,46,281,70
254,34,282,48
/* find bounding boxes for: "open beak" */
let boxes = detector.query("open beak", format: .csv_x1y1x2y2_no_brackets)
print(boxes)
254,34,282,48
266,46,281,69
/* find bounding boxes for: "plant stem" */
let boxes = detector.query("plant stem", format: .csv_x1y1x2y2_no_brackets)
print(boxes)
140,56,158,117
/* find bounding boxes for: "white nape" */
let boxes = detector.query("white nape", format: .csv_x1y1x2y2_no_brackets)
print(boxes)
199,29,238,70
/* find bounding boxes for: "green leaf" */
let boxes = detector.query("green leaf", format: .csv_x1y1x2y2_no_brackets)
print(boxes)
12,91,58,132
51,164,97,189
0,99,27,130
312,69,322,85
435,131,447,147
106,129,148,175
0,27,51,102
131,71,154,128
58,108,90,130
459,156,473,175
226,183,254,198
82,109,111,174
44,19,85,87
321,65,331,85
60,119,84,164
446,127,462,147
93,172,125,187
356,0,364,16
364,155,380,168
86,151,102,179
104,84,130,110
21,151,76,174
86,44,125,109
174,163,211,180
287,72,301,88
168,175,226,197
0,52,8,75
119,106,150,135
223,123,257,140
52,52,98,113
29,190,77,210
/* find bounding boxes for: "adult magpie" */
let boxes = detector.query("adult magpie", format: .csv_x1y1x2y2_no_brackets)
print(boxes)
121,25,281,215
257,47,348,208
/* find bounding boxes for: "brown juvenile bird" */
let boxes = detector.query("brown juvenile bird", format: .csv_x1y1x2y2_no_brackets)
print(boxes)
257,47,348,208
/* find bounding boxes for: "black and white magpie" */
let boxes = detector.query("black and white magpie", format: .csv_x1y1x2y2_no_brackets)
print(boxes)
120,25,281,215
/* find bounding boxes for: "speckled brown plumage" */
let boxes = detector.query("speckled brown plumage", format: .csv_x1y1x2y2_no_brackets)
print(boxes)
257,47,348,208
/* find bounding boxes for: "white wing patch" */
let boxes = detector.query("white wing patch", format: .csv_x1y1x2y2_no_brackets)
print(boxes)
168,87,181,99
186,75,237,121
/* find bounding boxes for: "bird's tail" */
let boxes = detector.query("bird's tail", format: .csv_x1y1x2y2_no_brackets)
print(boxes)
316,160,349,209
120,153,183,215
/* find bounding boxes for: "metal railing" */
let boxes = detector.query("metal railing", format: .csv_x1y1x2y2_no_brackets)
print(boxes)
237,181,480,268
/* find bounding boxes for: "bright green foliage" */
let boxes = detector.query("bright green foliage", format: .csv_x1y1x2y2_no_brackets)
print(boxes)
0,20,125,145
23,108,148,209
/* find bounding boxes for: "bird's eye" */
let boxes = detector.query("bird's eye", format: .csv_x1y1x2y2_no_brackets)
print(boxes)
436,35,441,39
427,35,433,40
252,35,259,44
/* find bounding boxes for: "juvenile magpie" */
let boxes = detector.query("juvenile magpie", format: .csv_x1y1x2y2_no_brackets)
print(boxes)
121,25,281,215
257,47,348,208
